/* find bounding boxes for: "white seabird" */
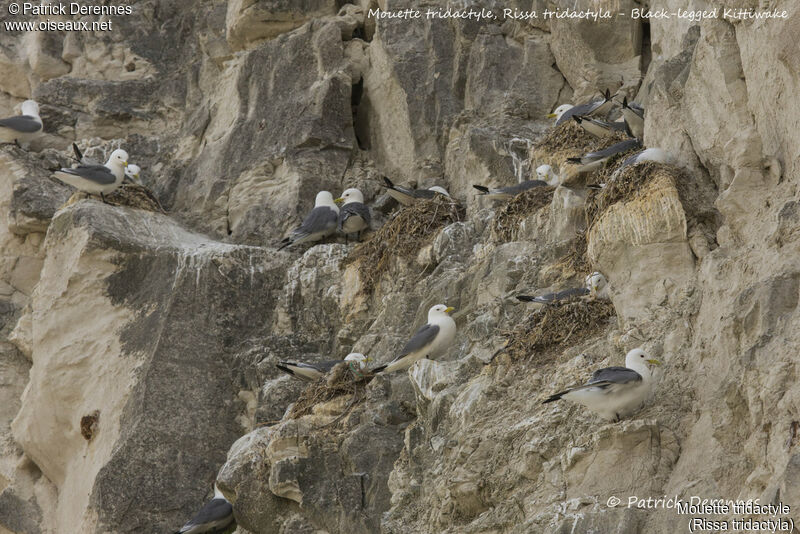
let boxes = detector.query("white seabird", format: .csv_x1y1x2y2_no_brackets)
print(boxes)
276,353,371,381
336,188,371,242
72,143,143,184
621,97,645,139
549,90,614,125
472,165,560,201
572,115,629,139
516,271,607,305
277,191,339,251
617,147,673,171
542,348,661,421
373,304,457,374
0,100,43,149
566,138,642,173
53,148,128,200
382,177,450,206
173,484,235,534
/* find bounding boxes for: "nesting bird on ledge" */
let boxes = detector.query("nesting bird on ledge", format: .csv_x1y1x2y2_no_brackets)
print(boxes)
373,304,457,374
0,100,43,149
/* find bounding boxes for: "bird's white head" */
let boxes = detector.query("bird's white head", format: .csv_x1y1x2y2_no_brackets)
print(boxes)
536,164,559,186
547,104,573,121
125,163,141,182
625,348,662,376
335,188,364,205
344,352,371,369
585,271,607,294
428,186,450,197
106,149,129,172
21,100,40,117
638,148,673,165
315,190,337,208
428,304,455,322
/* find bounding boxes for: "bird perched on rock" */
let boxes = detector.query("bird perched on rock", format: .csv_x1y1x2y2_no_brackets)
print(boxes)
373,304,456,374
277,191,339,251
542,348,661,421
53,148,128,201
566,139,642,174
382,176,450,206
72,143,143,184
336,188,371,242
276,353,371,381
0,100,43,149
549,89,615,125
173,484,235,534
621,97,644,139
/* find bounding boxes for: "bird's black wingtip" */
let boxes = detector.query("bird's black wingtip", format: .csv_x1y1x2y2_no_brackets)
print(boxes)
566,157,581,164
516,295,537,302
542,392,565,404
72,142,83,161
472,185,489,194
382,176,395,188
572,115,583,124
371,364,387,373
276,364,295,376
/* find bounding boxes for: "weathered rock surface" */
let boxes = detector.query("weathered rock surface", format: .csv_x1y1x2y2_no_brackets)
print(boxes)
1,1,800,533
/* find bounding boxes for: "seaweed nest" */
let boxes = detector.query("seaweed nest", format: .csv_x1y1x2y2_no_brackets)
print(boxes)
345,194,465,293
105,183,165,212
490,186,555,242
500,299,616,363
288,362,371,419
585,161,690,229
532,120,628,169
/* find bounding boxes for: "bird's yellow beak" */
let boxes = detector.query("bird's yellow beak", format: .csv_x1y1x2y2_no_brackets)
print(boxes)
546,113,557,118
365,357,373,363
647,358,662,366
334,197,344,204
444,306,455,314
123,161,128,167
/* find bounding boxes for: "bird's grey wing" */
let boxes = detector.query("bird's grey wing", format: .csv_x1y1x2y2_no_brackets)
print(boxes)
618,150,643,170
510,180,548,193
295,206,338,237
397,323,440,358
588,366,642,386
58,164,117,185
179,498,233,533
280,360,339,373
554,287,590,300
585,139,641,160
555,102,594,125
413,189,437,199
339,202,371,226
0,115,41,133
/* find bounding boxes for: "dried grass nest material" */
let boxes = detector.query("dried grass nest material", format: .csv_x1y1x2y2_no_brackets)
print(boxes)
585,161,692,229
288,362,372,419
532,121,629,165
490,186,555,242
345,194,465,293
105,183,165,212
500,299,616,363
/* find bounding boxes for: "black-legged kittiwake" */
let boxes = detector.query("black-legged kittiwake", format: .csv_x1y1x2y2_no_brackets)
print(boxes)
617,148,673,171
549,89,614,125
173,484,235,534
566,139,642,173
73,143,142,184
573,115,629,139
516,271,607,305
0,100,43,149
373,304,456,374
53,148,128,200
542,348,661,421
277,191,339,251
621,97,644,139
276,353,371,381
382,176,450,206
336,188,371,242
472,165,560,201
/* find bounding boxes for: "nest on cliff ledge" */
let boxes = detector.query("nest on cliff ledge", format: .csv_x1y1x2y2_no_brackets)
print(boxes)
105,183,165,212
499,299,615,363
532,121,629,167
585,161,692,229
288,363,372,420
345,195,465,293
490,186,555,242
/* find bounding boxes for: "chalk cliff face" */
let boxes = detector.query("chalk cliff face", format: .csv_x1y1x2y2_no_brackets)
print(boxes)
0,1,799,533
